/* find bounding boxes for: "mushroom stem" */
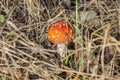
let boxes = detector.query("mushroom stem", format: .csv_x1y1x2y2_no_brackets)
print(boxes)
57,43,66,57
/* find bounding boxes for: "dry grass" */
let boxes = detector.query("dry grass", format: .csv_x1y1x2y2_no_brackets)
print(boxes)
0,0,120,80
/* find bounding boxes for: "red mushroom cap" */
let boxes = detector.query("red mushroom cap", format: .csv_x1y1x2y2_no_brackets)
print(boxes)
48,22,74,44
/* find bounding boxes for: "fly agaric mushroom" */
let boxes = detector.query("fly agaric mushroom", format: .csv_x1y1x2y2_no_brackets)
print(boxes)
48,21,74,57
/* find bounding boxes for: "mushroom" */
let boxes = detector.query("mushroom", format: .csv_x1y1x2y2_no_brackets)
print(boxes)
48,21,74,57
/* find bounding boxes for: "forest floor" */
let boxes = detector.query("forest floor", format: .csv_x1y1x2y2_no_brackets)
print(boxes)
0,0,120,80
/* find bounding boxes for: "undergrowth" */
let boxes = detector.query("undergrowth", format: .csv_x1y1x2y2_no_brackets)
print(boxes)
0,0,120,80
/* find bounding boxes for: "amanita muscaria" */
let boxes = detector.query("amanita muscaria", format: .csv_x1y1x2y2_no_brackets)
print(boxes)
48,21,74,57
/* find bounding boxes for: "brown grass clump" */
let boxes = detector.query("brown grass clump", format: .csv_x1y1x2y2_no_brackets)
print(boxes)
0,0,120,80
